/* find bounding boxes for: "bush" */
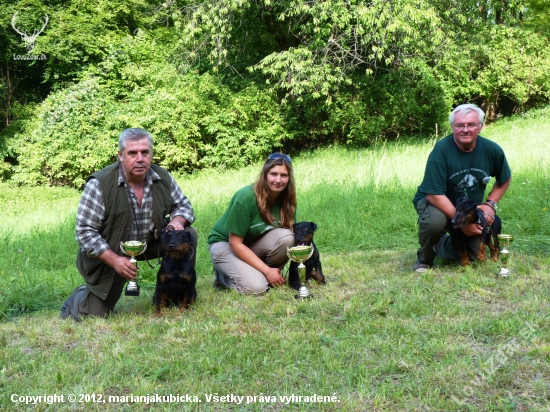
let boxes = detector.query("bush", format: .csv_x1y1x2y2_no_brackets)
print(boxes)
3,56,454,187
4,64,288,186
436,25,550,117
6,80,119,187
282,64,450,148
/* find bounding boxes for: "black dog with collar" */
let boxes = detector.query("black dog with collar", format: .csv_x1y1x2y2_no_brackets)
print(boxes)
153,228,197,316
451,196,501,266
288,221,326,290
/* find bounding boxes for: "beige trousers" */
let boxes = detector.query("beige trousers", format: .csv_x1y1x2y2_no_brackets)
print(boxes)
209,228,295,294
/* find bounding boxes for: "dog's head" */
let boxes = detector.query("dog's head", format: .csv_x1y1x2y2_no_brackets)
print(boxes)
292,221,317,246
160,229,192,257
451,197,479,229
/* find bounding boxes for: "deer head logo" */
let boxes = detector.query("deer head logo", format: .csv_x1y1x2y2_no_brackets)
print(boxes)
11,12,49,53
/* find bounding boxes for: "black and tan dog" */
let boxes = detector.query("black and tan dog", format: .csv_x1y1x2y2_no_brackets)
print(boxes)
450,196,501,266
288,221,326,290
153,228,197,316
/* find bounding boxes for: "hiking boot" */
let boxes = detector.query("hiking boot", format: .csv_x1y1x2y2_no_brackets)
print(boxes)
60,285,86,322
213,270,228,290
412,260,433,274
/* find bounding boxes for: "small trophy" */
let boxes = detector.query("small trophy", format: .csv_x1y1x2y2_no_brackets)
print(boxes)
287,245,315,299
497,234,514,278
120,240,147,296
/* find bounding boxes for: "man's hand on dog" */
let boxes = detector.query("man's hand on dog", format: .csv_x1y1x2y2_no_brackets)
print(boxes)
167,216,187,231
264,267,286,287
461,222,483,237
477,204,495,225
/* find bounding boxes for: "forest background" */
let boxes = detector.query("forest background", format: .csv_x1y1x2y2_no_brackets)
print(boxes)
1,0,550,186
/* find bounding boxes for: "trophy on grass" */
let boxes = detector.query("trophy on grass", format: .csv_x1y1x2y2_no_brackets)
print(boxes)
120,240,147,296
497,234,514,278
287,245,315,299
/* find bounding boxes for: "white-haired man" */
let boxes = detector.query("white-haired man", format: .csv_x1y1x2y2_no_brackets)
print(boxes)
412,104,512,273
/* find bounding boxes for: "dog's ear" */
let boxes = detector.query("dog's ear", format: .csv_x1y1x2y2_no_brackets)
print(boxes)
455,196,477,211
454,196,467,207
310,222,317,232
465,199,478,211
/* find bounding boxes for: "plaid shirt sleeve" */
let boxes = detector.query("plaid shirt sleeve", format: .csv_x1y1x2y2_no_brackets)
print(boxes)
75,178,109,258
169,175,195,225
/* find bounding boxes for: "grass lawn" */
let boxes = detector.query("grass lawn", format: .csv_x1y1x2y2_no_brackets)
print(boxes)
0,107,549,411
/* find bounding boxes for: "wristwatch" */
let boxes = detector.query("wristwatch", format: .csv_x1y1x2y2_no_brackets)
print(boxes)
484,200,497,210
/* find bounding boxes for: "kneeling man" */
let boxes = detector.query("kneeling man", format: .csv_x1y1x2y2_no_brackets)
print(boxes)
412,104,512,273
61,128,197,320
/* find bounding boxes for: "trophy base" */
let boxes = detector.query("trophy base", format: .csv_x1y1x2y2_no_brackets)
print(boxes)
295,286,313,300
497,268,510,279
125,282,141,296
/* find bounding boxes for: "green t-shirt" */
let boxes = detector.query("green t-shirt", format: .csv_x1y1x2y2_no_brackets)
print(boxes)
413,135,512,207
208,185,283,245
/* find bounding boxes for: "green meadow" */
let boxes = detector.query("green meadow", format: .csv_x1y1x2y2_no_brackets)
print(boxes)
0,108,549,411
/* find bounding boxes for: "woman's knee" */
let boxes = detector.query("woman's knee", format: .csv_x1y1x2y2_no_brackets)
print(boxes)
267,229,295,254
278,230,295,249
232,273,269,295
266,231,294,267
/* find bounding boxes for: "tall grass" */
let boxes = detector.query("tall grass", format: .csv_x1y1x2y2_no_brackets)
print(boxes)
0,107,549,411
1,107,549,315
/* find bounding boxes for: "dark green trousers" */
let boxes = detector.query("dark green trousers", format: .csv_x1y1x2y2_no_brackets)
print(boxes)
415,197,481,264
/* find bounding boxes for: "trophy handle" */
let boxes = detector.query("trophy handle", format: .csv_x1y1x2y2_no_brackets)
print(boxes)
120,241,147,264
286,246,314,262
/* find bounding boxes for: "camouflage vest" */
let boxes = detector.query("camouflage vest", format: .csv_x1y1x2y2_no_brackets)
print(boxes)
76,162,172,299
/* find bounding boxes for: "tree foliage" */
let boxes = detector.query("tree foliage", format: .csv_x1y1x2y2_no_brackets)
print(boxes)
5,44,288,186
1,0,550,186
177,0,445,98
176,0,550,112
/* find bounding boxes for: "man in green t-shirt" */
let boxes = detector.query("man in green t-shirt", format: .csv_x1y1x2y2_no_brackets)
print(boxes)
412,104,512,273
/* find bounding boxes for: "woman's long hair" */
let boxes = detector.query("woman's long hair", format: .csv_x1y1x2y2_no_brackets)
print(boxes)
254,157,296,229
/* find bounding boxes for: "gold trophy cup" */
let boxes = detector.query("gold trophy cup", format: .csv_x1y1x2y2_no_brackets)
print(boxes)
497,234,513,278
120,240,147,296
287,245,315,299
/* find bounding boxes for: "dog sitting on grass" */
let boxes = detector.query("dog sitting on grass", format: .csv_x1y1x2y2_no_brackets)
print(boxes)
288,221,326,291
153,227,197,316
450,196,501,266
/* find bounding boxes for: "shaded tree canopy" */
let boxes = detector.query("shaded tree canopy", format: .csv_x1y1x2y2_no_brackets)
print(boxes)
1,0,549,185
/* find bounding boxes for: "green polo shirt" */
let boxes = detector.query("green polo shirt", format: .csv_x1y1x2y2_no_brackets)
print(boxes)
413,135,511,207
208,185,284,245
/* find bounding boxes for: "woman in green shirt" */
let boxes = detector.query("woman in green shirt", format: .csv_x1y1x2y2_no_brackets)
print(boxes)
208,153,296,294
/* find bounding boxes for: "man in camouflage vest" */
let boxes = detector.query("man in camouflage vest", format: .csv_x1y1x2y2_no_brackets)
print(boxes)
61,128,196,321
